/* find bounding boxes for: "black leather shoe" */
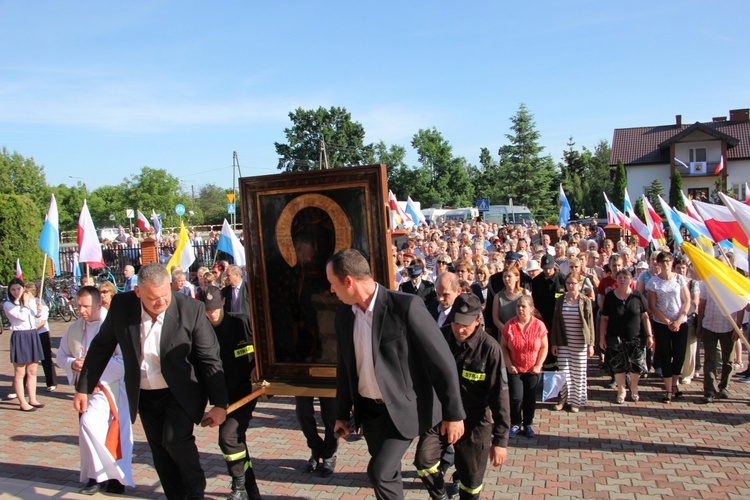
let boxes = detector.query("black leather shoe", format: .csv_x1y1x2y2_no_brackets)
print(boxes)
106,479,125,494
303,455,319,473
79,479,102,495
320,456,336,477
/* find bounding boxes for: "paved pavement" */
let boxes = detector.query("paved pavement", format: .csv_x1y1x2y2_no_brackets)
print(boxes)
1,319,749,499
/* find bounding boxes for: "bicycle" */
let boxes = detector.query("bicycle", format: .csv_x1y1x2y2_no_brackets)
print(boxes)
0,285,10,333
95,266,126,293
42,279,74,322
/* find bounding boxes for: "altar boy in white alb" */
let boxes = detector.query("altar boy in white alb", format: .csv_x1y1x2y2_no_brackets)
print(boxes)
56,286,133,495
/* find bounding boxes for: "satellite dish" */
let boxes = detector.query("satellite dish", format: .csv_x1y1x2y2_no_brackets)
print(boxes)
109,214,116,221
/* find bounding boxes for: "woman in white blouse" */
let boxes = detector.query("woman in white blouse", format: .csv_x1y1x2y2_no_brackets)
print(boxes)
2,278,45,411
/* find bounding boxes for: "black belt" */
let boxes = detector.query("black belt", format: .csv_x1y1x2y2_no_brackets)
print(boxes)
362,397,385,405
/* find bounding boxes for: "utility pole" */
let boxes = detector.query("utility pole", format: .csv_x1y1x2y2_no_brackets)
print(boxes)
319,139,329,169
231,151,244,229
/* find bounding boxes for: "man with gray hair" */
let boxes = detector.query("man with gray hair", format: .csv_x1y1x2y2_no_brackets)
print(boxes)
222,264,250,316
123,265,138,292
74,263,228,499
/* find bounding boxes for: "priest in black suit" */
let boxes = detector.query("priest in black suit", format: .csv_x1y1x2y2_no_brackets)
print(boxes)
74,263,228,500
328,249,465,499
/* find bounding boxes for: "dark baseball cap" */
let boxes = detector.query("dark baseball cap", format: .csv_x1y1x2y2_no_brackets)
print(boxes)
541,254,555,269
452,293,482,326
203,286,224,310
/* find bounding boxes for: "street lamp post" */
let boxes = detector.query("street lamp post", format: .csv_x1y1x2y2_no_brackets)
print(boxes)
69,175,87,195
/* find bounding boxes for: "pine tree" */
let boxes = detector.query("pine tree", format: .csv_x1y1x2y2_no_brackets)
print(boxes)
497,103,557,222
669,170,685,211
612,160,627,209
646,179,666,218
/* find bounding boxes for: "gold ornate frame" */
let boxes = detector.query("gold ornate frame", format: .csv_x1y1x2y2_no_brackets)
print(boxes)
241,164,392,391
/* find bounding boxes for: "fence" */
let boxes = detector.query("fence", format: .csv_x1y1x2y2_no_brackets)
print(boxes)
59,242,238,285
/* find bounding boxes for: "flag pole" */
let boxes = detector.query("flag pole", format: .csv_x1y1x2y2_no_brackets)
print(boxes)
39,256,47,299
700,270,750,352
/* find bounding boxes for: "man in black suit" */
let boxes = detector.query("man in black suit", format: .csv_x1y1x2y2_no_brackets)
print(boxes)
398,263,436,307
74,263,228,500
222,264,250,316
428,272,461,328
328,249,465,499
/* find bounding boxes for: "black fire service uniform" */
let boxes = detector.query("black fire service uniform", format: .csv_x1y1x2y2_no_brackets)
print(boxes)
212,311,261,499
414,324,510,499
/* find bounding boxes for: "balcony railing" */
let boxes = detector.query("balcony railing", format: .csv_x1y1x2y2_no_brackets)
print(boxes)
674,161,721,177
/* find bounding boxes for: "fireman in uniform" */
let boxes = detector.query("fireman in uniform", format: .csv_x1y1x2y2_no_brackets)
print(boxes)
203,286,262,500
415,293,510,499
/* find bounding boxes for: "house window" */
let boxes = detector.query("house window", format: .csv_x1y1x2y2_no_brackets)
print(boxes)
689,148,707,162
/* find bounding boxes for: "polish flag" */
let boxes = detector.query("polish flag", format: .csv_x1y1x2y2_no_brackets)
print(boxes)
78,200,105,268
693,199,748,246
680,191,701,220
642,196,666,244
15,259,23,280
714,156,725,175
136,210,152,232
388,190,413,229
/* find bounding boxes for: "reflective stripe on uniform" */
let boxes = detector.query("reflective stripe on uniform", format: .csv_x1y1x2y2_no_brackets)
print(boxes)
234,345,254,358
462,369,486,382
244,459,253,471
459,481,484,494
416,461,441,477
223,449,248,462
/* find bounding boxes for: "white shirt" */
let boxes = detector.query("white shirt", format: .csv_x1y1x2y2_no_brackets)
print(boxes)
139,305,168,390
2,300,36,330
352,284,383,400
437,306,452,328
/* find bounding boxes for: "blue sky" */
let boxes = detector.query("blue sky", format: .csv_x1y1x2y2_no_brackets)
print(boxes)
2,0,749,193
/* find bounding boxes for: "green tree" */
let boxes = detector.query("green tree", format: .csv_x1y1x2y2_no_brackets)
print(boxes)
612,160,627,209
711,176,732,204
470,147,499,203
497,103,557,222
0,147,50,217
275,106,373,171
646,178,666,218
0,194,44,282
411,128,473,207
560,138,586,215
634,197,646,222
51,183,88,232
586,140,613,217
119,167,193,229
669,170,685,211
196,184,232,225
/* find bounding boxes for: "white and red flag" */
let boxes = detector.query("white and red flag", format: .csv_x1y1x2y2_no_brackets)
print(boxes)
136,210,152,232
78,200,105,268
693,199,748,247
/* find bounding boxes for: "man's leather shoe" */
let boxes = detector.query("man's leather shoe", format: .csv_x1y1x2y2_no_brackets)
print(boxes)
79,479,102,495
106,479,125,494
227,478,249,500
303,455,319,473
320,456,336,477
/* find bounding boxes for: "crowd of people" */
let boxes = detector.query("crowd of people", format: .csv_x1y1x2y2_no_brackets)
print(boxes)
3,215,749,500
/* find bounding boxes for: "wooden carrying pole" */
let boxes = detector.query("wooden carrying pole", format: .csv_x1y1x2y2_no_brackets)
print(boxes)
38,256,48,299
200,385,267,427
701,277,750,353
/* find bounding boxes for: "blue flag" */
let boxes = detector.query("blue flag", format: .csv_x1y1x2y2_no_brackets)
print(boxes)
559,185,571,228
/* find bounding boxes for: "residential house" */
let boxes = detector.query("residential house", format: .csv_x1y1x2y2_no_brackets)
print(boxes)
610,108,750,202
